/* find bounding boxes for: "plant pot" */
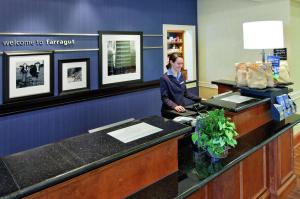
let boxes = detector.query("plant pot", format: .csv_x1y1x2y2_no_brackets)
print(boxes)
193,148,206,162
194,160,224,180
207,148,229,162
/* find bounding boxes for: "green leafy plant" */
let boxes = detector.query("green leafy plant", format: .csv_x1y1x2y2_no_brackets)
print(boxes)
192,109,238,158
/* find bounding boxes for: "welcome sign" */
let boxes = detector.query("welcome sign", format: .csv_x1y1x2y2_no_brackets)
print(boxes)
2,39,76,47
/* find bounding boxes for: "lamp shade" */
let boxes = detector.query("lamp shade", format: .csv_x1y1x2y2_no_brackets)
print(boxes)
243,21,284,49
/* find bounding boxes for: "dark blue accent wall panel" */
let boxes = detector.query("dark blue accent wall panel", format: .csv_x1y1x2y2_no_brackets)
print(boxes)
0,0,197,33
0,0,197,156
0,88,161,156
143,49,164,81
0,56,3,104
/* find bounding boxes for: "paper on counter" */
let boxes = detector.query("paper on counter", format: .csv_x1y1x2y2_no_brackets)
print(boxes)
107,122,162,143
220,95,254,104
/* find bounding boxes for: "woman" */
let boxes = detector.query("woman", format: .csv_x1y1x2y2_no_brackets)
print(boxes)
160,53,201,117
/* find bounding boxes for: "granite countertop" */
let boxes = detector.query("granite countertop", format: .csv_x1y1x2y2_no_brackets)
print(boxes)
0,116,192,199
129,114,300,199
202,92,270,112
211,79,294,93
211,79,237,86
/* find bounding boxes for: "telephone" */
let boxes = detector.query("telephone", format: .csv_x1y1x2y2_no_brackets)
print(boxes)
173,116,196,127
185,103,207,112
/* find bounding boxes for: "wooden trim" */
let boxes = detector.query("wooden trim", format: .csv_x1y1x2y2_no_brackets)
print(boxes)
267,138,281,194
276,174,297,199
279,130,294,186
280,171,294,186
263,146,267,192
239,161,244,199
278,133,283,185
258,191,270,199
252,147,268,199
254,188,269,199
293,131,300,148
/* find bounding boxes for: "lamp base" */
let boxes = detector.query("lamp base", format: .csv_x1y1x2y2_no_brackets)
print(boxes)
261,49,266,63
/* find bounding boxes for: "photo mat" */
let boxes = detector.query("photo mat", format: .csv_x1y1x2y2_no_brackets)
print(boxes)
58,58,90,94
99,31,143,87
4,52,53,103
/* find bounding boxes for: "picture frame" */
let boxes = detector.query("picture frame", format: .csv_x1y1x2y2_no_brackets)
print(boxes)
3,51,54,103
98,31,143,88
58,58,90,95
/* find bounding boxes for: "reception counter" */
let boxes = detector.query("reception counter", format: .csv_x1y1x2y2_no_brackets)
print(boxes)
130,114,300,199
1,90,299,199
0,116,191,199
202,91,272,137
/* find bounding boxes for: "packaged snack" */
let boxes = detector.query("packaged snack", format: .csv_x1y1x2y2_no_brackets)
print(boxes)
235,62,248,87
246,64,267,89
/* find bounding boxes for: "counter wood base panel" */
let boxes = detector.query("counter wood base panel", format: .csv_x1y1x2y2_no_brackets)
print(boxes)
217,84,238,94
268,129,295,199
188,129,294,199
25,138,179,199
226,102,272,138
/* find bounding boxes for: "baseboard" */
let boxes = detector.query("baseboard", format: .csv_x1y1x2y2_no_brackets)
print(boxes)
294,132,300,148
276,174,297,199
257,190,270,199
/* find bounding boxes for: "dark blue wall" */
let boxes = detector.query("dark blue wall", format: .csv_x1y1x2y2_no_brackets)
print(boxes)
0,0,198,156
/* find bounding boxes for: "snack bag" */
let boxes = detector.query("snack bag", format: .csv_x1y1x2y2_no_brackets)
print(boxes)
235,62,248,87
277,61,291,84
264,62,274,87
246,64,267,89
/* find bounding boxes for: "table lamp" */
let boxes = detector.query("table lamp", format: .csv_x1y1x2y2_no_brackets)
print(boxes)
243,21,284,63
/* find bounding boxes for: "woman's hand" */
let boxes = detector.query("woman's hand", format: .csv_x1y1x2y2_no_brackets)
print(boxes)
175,106,186,112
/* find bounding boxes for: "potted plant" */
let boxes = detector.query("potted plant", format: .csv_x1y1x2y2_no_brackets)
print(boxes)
191,109,238,161
194,158,224,180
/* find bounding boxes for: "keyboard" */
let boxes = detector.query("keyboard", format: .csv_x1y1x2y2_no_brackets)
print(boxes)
169,109,197,117
185,103,207,112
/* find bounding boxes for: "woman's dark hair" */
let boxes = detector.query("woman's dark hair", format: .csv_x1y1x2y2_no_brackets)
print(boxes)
166,53,183,69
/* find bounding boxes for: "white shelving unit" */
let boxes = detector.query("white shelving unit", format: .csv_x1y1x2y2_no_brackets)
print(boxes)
163,24,197,88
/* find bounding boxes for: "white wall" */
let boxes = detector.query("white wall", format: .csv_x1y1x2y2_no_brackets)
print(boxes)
287,0,300,90
197,0,290,82
287,0,300,133
197,0,300,133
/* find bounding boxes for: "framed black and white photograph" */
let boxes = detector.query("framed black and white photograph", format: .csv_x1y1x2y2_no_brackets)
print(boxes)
58,58,90,94
3,51,53,103
99,31,143,87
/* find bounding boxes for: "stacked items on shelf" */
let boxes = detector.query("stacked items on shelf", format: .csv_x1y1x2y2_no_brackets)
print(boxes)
167,32,183,55
166,31,189,80
272,94,297,121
